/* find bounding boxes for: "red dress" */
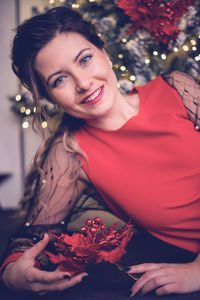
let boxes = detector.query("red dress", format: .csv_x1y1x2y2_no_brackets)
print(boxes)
75,75,200,253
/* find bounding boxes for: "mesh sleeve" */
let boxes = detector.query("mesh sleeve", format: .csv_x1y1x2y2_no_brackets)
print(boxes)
2,136,89,270
162,71,200,129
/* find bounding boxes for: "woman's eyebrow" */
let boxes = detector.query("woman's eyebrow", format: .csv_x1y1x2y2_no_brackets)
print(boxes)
46,48,91,85
46,70,62,86
74,48,91,62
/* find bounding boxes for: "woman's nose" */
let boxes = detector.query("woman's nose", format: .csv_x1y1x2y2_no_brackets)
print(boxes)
75,73,92,92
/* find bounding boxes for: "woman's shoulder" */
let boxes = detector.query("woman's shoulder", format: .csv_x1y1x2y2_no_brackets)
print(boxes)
162,71,200,129
162,70,200,91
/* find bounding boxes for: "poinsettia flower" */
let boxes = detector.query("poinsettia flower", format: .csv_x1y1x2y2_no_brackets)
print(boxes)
117,0,196,43
44,217,133,275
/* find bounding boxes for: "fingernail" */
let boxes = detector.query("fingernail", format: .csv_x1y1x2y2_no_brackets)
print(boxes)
125,267,131,271
63,274,71,279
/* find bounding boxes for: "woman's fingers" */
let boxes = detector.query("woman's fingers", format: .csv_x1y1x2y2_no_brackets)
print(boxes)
127,262,167,274
30,272,88,293
130,267,168,296
155,283,178,296
22,233,49,262
26,267,71,283
128,261,200,297
139,275,173,295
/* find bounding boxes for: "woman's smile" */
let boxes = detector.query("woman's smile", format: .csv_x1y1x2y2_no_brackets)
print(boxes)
80,85,104,105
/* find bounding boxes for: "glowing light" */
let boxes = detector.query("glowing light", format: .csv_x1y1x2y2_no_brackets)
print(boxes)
190,39,196,45
161,54,166,60
22,121,29,129
195,56,200,61
49,0,55,4
25,108,31,115
118,54,123,59
122,38,127,43
59,0,65,2
15,94,21,101
130,75,136,81
120,66,126,71
173,47,179,52
72,3,79,8
33,107,36,113
117,83,120,88
89,0,95,2
145,58,150,64
192,46,197,51
42,121,48,128
153,51,158,56
183,45,189,51
20,106,26,113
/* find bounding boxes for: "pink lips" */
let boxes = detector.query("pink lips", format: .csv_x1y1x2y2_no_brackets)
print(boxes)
80,86,104,105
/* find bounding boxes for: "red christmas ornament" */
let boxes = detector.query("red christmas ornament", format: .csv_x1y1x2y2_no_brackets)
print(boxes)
117,0,196,44
44,218,133,275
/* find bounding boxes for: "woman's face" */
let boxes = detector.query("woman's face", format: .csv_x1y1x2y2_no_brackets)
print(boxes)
34,32,120,125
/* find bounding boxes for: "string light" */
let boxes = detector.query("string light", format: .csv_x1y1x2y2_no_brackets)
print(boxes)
190,39,196,45
33,107,36,113
15,94,21,102
153,51,158,56
173,47,179,52
118,54,123,59
89,0,95,2
20,107,26,113
145,58,150,64
122,38,127,43
25,108,31,115
59,0,65,2
192,46,197,51
72,3,79,8
42,121,48,128
195,56,200,61
120,66,126,71
22,120,29,129
130,75,136,81
183,45,189,51
49,0,55,4
161,53,167,60
117,83,120,88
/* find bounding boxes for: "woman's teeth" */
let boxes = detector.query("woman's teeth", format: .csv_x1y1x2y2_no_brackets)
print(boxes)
83,87,102,103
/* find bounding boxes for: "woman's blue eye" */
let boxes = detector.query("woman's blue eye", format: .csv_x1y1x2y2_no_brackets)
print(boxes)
80,55,92,65
53,76,65,88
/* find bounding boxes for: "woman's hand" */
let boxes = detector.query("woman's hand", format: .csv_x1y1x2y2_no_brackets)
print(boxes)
127,254,200,296
2,234,88,294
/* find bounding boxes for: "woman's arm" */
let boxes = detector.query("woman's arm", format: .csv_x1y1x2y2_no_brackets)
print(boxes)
1,136,89,293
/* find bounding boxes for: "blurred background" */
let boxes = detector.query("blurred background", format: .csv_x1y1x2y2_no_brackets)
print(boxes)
0,0,199,254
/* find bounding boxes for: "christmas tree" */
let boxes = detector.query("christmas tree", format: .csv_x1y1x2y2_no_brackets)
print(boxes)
10,0,200,129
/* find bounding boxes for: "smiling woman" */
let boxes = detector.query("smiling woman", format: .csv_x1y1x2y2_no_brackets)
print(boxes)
34,32,122,124
1,5,200,298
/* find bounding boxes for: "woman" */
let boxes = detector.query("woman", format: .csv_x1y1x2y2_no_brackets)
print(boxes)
1,6,200,297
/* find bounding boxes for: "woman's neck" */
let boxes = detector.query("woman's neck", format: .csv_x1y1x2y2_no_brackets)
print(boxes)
85,92,140,131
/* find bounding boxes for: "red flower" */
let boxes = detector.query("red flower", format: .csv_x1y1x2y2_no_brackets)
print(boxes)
44,217,133,275
117,0,196,44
